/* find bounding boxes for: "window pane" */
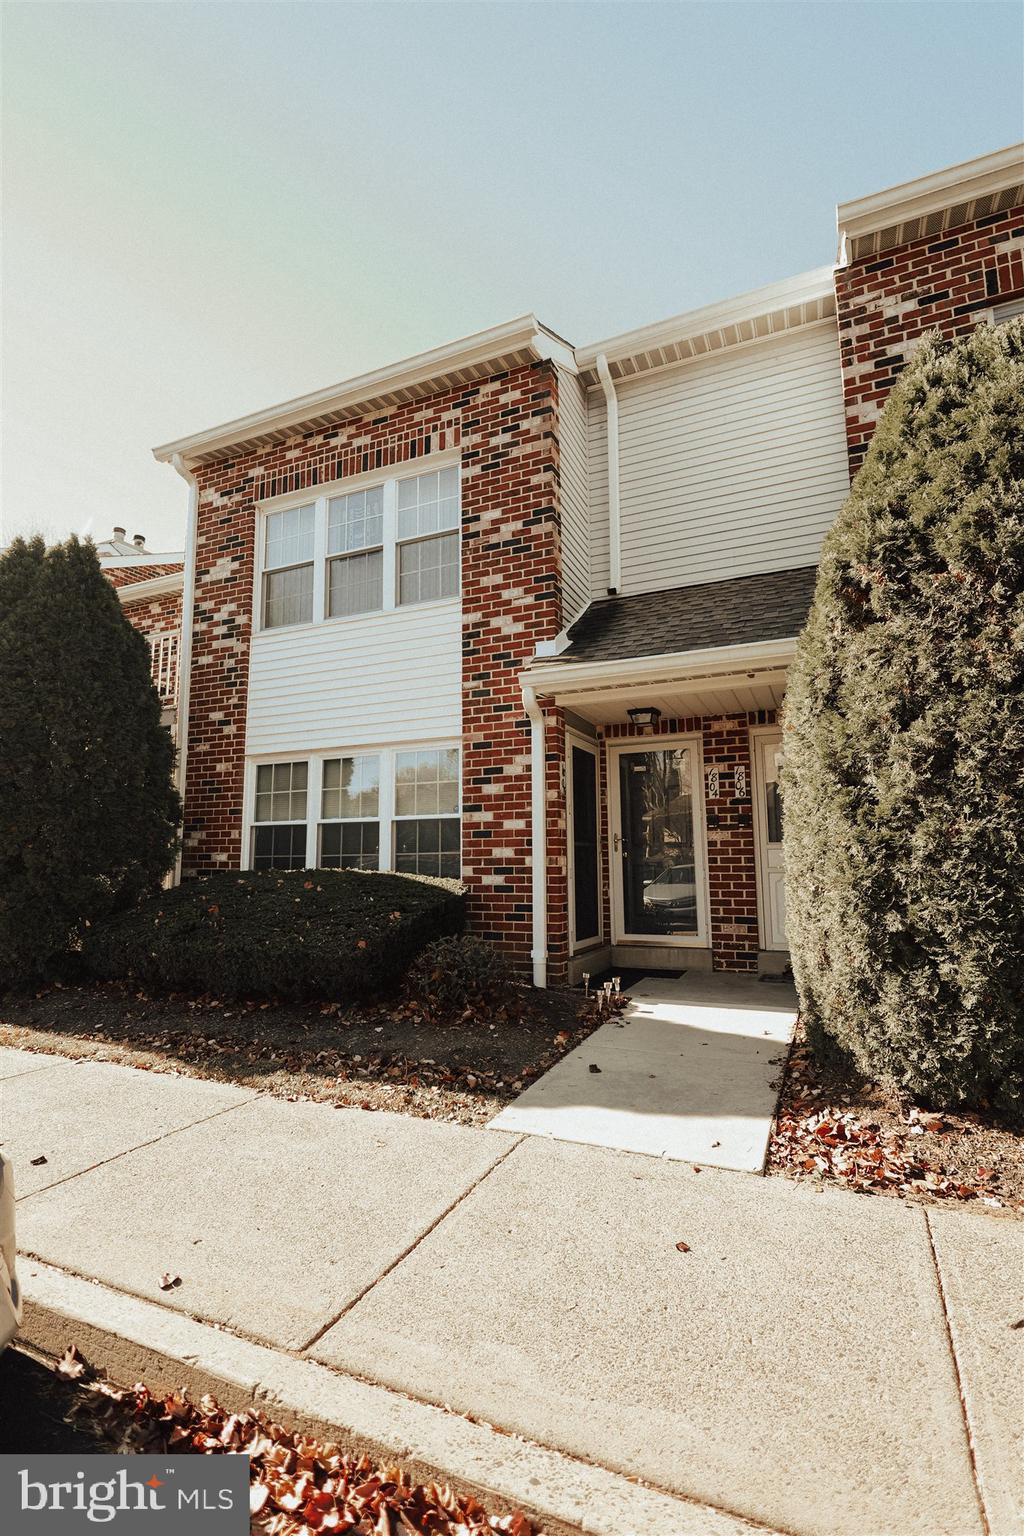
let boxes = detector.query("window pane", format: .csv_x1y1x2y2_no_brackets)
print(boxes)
254,761,306,821
328,550,383,617
321,755,380,819
398,533,459,606
396,468,459,541
319,821,380,870
393,817,460,878
252,825,307,870
395,748,459,817
263,564,313,628
265,505,315,570
327,487,384,554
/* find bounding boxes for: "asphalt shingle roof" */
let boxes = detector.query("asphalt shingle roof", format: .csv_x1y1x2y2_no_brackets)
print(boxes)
559,566,818,665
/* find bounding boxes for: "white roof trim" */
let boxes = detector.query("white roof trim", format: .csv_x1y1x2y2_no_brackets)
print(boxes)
153,317,575,467
574,268,836,377
837,143,1024,260
115,570,184,604
522,636,798,695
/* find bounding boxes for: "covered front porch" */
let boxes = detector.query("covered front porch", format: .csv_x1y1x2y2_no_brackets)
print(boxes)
519,569,815,986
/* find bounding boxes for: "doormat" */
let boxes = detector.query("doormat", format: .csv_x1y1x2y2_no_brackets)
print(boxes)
582,967,687,992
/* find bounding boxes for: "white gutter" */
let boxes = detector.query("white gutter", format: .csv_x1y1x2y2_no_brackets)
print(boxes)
169,454,199,885
595,354,621,594
115,570,185,605
521,635,799,694
153,316,575,465
520,681,547,989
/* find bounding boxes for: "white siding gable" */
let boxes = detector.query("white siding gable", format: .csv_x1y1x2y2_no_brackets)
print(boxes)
587,322,850,596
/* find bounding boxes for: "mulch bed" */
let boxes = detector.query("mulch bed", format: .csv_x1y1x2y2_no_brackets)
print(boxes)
37,1345,537,1534
0,980,619,1126
767,1022,1024,1214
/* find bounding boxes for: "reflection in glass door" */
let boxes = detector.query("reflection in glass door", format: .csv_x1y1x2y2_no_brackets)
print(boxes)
616,745,700,938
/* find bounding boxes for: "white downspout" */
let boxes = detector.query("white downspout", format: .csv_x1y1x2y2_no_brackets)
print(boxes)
521,680,547,989
595,353,621,594
170,453,199,886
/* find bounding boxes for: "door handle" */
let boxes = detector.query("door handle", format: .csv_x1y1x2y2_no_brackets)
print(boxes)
613,832,621,853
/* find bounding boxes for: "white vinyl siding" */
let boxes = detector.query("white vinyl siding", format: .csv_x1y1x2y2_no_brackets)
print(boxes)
245,599,461,757
586,323,850,596
557,366,591,624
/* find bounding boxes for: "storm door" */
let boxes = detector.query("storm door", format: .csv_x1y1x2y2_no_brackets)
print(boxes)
610,739,708,946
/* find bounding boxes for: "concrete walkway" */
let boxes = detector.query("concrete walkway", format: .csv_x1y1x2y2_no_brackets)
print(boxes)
490,972,797,1170
2,1045,1021,1536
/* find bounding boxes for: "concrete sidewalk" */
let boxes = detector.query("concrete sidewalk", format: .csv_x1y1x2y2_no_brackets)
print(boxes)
2,1045,1021,1536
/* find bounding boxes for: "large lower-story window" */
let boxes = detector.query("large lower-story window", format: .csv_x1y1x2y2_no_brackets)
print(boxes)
394,747,461,876
247,746,460,877
251,761,308,868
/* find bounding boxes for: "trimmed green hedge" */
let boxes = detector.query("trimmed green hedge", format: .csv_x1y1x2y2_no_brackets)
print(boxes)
81,869,465,1001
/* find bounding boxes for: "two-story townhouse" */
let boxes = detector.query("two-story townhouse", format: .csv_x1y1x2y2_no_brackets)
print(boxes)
146,143,1023,987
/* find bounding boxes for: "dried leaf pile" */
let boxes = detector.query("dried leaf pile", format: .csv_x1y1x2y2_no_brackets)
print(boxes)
768,1026,1024,1212
59,1349,534,1536
0,982,623,1127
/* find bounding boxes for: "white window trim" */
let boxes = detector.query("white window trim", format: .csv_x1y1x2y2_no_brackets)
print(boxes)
253,453,462,636
242,741,462,877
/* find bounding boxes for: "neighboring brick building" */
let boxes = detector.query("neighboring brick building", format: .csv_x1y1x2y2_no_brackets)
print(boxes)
147,144,1022,985
97,529,184,730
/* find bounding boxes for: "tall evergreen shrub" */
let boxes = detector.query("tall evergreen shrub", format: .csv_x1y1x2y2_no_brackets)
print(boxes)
0,537,180,982
782,319,1024,1117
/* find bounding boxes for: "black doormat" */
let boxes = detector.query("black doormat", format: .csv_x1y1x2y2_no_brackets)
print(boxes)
579,966,686,992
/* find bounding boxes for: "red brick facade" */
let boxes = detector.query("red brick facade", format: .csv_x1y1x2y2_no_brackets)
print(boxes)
835,205,1024,476
180,360,569,974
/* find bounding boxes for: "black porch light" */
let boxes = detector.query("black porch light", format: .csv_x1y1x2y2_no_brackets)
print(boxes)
626,705,662,733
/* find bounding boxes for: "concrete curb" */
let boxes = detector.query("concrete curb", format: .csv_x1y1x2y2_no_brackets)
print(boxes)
19,1260,779,1536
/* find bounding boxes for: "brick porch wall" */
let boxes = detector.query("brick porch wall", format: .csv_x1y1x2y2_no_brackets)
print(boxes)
835,204,1024,477
180,360,568,978
590,711,776,973
120,587,183,645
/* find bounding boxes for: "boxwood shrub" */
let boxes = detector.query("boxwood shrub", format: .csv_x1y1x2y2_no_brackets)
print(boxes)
81,869,465,1001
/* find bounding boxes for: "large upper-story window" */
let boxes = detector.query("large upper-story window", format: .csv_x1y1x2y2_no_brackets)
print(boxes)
259,464,460,631
247,745,461,876
262,506,315,628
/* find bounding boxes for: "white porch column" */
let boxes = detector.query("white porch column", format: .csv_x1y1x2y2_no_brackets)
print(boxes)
521,680,547,989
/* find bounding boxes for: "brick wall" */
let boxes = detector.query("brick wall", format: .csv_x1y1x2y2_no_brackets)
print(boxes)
120,587,182,643
181,361,568,975
836,205,1024,476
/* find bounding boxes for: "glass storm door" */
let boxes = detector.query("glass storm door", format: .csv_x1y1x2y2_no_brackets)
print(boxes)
612,742,706,943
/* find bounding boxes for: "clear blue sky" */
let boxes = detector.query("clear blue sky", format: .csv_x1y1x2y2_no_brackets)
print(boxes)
3,1,1022,550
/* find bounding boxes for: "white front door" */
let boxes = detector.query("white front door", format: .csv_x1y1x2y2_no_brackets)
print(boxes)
753,731,787,952
608,737,709,948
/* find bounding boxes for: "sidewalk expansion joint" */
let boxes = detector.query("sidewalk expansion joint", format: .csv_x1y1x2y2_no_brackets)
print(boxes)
298,1132,525,1354
15,1092,261,1202
924,1208,991,1536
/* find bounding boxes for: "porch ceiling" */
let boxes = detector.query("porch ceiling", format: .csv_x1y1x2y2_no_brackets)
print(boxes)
531,652,790,724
